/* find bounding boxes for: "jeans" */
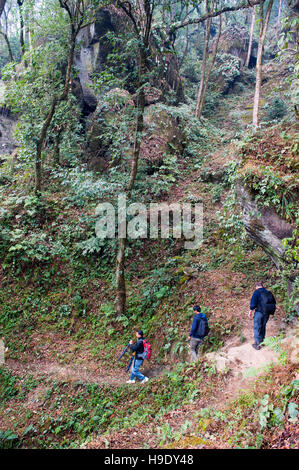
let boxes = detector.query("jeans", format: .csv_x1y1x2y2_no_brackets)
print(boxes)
254,311,270,345
190,337,203,361
130,358,145,381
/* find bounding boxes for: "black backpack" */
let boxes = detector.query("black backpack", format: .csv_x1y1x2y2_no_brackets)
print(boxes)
196,314,210,338
259,290,276,315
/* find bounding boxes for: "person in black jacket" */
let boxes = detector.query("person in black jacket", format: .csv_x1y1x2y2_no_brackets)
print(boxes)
188,305,208,361
126,330,149,384
248,282,276,350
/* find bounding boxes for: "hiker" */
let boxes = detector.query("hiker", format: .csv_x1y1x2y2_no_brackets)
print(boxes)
248,281,276,350
188,305,209,361
126,330,149,384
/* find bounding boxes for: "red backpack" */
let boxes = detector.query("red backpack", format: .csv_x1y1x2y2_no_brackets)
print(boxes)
142,339,152,360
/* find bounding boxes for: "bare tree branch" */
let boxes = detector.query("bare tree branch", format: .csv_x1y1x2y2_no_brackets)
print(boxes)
168,0,262,32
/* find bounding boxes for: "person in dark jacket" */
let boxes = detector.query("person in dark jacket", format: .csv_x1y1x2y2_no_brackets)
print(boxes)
248,282,276,350
127,330,149,384
188,305,208,361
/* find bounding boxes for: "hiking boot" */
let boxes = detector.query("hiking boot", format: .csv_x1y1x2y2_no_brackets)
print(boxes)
252,343,260,350
141,377,149,384
126,379,136,384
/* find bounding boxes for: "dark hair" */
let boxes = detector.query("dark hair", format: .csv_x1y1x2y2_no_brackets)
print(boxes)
136,330,144,337
256,281,264,288
193,305,201,312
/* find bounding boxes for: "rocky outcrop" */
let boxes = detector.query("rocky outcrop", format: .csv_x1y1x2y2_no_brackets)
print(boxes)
84,88,134,172
0,113,17,155
73,7,122,115
141,104,185,168
217,26,258,67
84,94,185,173
236,183,298,313
236,183,294,268
73,7,185,117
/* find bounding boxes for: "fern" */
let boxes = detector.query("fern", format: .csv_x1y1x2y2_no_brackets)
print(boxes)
262,335,283,353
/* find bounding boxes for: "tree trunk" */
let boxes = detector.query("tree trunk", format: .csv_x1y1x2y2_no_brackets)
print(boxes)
179,7,189,69
35,97,58,195
35,32,77,195
252,0,274,130
245,5,256,67
115,44,147,317
0,30,14,61
115,0,154,316
195,3,212,118
17,0,25,57
196,14,222,120
116,237,127,317
277,0,283,23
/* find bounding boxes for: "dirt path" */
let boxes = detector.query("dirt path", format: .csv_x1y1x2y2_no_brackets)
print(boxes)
5,313,282,386
82,316,290,449
6,359,128,386
4,313,289,450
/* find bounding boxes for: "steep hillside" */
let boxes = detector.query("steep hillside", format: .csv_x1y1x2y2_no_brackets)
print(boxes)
0,45,298,451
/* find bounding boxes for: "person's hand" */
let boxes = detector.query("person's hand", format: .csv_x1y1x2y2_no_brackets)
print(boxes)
188,336,191,341
129,340,133,345
248,311,252,318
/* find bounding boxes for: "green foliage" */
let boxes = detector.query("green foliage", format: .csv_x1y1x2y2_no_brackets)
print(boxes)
215,53,241,90
140,261,179,311
0,226,67,268
258,394,284,430
216,161,245,243
262,336,288,365
243,166,298,221
258,378,299,433
264,97,288,122
91,31,139,94
283,222,299,264
0,430,20,449
149,154,180,197
1,5,84,185
54,167,120,206
0,368,19,402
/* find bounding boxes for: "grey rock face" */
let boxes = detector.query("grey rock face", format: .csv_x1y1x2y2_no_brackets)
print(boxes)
74,9,116,115
236,183,298,313
236,183,294,267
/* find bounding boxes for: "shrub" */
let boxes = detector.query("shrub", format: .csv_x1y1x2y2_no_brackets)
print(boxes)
265,97,288,122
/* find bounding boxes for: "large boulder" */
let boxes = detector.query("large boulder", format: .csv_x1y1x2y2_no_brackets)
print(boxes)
217,25,258,67
84,96,185,173
141,104,185,168
0,81,18,156
236,183,298,313
0,112,18,155
236,183,294,268
84,88,134,172
73,7,121,115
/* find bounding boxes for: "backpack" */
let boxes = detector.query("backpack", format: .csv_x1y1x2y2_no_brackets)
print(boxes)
259,290,276,315
196,314,210,338
141,339,152,360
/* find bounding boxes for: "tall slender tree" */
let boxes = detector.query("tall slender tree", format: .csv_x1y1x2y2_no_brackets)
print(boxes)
245,4,256,68
115,0,155,316
17,0,25,57
195,0,222,120
252,0,274,130
195,0,213,118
